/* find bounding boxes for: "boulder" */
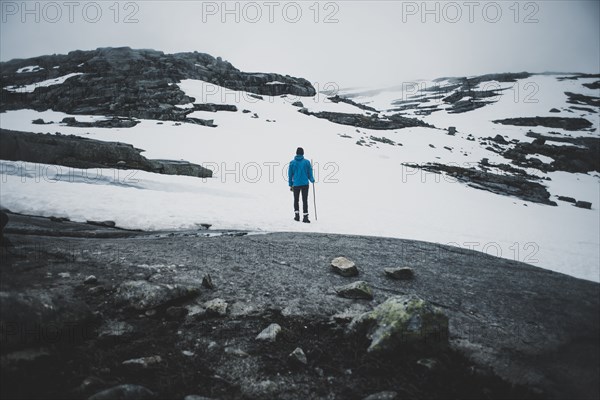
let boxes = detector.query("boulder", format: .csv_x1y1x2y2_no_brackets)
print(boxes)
384,267,414,280
335,281,374,300
331,256,359,277
347,295,448,353
115,280,200,310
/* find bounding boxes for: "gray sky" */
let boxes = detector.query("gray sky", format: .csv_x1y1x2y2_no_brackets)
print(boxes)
1,0,599,88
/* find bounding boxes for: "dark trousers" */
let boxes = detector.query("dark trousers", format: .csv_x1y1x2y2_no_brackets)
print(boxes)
293,185,309,214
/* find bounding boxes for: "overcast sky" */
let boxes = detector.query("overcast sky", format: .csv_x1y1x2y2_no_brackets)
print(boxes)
1,0,599,88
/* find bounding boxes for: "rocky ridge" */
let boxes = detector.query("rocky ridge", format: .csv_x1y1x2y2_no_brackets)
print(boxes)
0,47,316,121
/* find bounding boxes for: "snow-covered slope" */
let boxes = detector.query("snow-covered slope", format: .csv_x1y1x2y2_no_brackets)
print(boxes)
1,73,599,282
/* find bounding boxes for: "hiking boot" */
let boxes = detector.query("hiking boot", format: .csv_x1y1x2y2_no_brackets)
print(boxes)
294,213,300,221
302,214,310,223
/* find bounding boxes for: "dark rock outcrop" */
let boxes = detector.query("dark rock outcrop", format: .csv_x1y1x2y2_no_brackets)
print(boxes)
0,47,316,121
299,109,431,130
192,103,237,112
492,116,593,131
328,95,378,112
61,116,139,128
503,132,600,173
564,92,600,108
405,163,557,206
0,129,213,178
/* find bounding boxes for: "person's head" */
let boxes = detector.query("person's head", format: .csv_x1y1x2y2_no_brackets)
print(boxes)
296,147,304,156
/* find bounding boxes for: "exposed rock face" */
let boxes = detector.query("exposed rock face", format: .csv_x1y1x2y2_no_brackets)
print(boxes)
299,109,431,130
0,129,213,178
492,116,593,131
0,47,316,121
504,132,600,173
565,91,600,108
405,162,557,206
328,95,378,112
61,116,139,128
347,295,449,353
192,103,237,112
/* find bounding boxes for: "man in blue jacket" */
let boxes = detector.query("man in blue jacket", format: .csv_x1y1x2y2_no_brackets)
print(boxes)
288,147,315,223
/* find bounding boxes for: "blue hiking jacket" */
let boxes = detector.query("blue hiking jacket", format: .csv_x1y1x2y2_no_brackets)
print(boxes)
288,155,315,187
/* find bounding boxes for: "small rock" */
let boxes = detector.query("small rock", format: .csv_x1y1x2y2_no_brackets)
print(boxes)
549,108,560,113
335,281,373,300
256,323,282,342
58,272,71,278
182,350,195,357
202,274,215,289
575,200,592,209
289,347,307,365
122,355,162,368
204,298,228,317
292,101,304,107
331,256,359,277
88,384,155,400
384,267,414,280
224,347,249,357
363,391,398,400
447,126,456,135
184,396,215,400
84,275,98,284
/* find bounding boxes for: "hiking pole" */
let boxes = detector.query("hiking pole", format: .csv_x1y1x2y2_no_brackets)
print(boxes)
312,182,318,221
